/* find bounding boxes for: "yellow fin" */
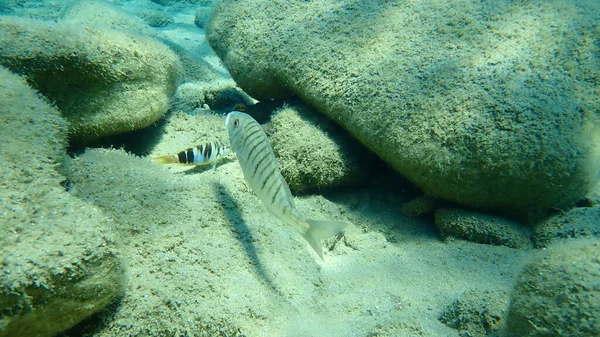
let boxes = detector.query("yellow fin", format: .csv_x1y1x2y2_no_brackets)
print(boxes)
152,154,180,165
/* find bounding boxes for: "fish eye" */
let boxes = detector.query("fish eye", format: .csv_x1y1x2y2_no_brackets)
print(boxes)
234,119,239,127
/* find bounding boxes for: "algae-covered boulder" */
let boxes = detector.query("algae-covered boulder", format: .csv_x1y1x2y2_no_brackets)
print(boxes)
533,207,600,248
0,15,180,143
582,182,600,207
434,208,532,248
399,195,437,218
0,67,125,337
207,0,600,212
194,7,213,29
151,0,214,5
171,79,254,113
269,104,371,193
506,238,600,337
61,0,152,34
439,290,509,337
138,10,174,28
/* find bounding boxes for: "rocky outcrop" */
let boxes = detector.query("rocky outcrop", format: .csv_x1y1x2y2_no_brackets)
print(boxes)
434,208,532,248
268,104,371,193
506,238,600,337
0,67,125,337
0,15,180,143
207,0,600,212
439,290,509,337
533,207,600,248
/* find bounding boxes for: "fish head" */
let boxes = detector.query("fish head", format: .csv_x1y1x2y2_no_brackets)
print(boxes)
225,110,254,151
225,110,241,129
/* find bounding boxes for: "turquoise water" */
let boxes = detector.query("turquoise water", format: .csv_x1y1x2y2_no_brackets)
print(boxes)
1,1,599,337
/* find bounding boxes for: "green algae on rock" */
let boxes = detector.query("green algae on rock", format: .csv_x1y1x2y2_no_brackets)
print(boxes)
269,104,371,193
399,195,437,218
533,207,600,248
194,7,213,29
139,10,174,27
0,67,125,337
60,0,153,34
506,238,600,337
171,79,255,113
0,15,181,143
581,183,600,207
207,0,600,213
434,208,532,248
439,290,509,337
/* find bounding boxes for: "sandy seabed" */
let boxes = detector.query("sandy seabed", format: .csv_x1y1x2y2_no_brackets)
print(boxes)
66,140,528,337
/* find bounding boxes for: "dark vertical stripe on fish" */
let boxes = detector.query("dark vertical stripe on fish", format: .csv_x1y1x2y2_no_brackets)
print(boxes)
241,134,261,154
271,183,283,205
261,166,277,190
251,148,271,180
178,151,187,164
206,142,212,158
186,148,194,164
241,127,262,150
245,141,265,164
264,170,280,203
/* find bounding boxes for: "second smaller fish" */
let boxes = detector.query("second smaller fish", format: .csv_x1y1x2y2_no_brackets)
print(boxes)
153,141,230,170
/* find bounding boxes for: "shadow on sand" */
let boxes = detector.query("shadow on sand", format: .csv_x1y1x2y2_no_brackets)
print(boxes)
211,181,283,296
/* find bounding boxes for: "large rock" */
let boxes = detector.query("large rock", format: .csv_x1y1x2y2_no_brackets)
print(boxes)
269,104,371,193
533,207,600,248
0,67,125,337
207,0,600,212
506,238,600,337
61,0,152,34
0,15,181,143
171,79,254,113
434,208,532,248
439,290,509,337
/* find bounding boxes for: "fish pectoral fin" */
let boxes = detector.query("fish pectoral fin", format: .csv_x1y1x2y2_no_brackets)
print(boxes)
303,219,348,259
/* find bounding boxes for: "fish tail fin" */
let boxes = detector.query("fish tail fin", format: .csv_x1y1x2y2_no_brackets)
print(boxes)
152,154,179,165
303,219,348,259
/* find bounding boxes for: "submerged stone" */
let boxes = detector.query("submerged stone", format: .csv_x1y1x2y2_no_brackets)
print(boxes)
0,15,180,143
533,207,600,248
268,104,372,193
434,208,532,248
207,0,600,213
0,67,125,337
506,238,600,337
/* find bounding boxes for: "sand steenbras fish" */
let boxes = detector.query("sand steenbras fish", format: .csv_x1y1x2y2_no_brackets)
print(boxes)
225,111,348,258
152,141,230,170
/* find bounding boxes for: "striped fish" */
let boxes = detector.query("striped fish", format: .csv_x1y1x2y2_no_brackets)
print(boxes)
225,111,348,259
152,141,230,170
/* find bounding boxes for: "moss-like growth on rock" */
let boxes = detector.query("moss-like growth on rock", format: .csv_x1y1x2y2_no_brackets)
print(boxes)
61,1,152,34
399,195,437,218
194,7,213,29
435,208,532,248
533,207,600,248
207,0,600,212
268,104,371,193
506,238,600,337
171,80,255,113
0,67,124,337
152,0,214,5
0,16,181,143
139,10,174,27
581,183,600,207
439,290,509,337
